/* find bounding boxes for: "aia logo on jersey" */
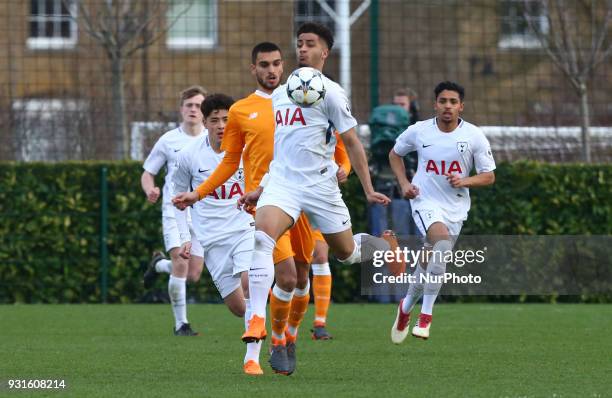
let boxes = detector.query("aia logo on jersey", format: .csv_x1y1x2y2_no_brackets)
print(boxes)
276,108,306,127
426,160,462,175
210,182,244,200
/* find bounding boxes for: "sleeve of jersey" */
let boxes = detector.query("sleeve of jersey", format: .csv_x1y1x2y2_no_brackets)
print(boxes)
325,85,358,134
172,151,190,195
473,131,496,173
393,126,417,156
334,132,352,174
143,139,166,175
172,152,192,244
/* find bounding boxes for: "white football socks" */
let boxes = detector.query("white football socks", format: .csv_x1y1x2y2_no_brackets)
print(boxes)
421,240,452,315
249,231,276,318
243,299,262,364
401,265,425,314
155,259,172,274
168,275,188,330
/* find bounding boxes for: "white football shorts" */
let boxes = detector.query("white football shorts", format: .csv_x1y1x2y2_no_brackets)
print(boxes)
257,175,352,234
203,229,253,299
412,204,463,244
162,216,203,257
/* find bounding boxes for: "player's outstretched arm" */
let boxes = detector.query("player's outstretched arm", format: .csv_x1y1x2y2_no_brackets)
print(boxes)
141,171,160,204
341,129,390,205
445,171,495,188
389,149,419,199
172,151,242,209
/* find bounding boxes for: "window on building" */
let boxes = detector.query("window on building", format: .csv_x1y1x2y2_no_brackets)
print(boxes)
167,0,217,49
12,99,88,161
28,0,77,50
294,0,336,36
499,0,548,49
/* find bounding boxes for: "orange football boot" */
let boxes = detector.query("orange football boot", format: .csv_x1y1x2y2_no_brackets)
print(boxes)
242,315,267,343
243,360,264,375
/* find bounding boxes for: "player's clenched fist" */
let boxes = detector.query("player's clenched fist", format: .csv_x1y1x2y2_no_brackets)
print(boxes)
401,183,419,199
237,187,263,212
179,242,192,259
146,187,161,204
444,173,465,188
172,191,199,210
336,168,348,184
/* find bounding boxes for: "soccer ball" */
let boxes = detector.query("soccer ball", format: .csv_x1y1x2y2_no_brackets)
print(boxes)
286,67,326,107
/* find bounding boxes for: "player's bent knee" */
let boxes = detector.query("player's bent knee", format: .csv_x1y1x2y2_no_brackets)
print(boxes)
186,271,201,283
228,304,246,318
427,222,451,242
337,243,360,265
275,272,297,291
225,293,246,317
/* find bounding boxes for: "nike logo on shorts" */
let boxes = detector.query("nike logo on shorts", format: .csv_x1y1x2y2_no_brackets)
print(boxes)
198,169,209,173
422,144,433,148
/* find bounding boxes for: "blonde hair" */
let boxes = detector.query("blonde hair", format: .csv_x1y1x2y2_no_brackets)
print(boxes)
179,85,208,106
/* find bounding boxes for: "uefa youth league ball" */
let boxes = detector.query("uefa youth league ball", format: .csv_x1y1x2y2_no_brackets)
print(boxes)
286,67,326,107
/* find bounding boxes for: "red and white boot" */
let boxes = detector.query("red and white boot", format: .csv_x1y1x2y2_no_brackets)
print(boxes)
390,299,411,344
412,313,432,339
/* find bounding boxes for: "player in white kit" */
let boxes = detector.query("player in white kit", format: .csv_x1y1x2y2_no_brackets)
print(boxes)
389,81,496,343
241,24,403,363
141,86,206,336
172,93,263,374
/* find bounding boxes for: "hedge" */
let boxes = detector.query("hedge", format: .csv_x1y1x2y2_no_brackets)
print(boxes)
0,161,610,303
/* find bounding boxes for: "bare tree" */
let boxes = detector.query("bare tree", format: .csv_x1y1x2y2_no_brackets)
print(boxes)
524,0,612,162
65,0,193,159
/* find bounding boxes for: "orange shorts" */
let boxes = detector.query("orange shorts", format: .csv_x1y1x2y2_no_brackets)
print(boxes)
273,213,315,265
311,229,324,242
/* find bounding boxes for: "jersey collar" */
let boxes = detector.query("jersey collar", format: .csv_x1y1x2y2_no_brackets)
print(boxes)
434,117,464,133
254,90,272,99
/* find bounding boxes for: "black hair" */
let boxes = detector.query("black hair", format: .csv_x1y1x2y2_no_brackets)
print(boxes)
434,81,465,101
296,22,334,50
251,42,282,64
201,93,235,118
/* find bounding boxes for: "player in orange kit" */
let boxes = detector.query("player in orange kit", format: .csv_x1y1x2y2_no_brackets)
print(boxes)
172,42,315,376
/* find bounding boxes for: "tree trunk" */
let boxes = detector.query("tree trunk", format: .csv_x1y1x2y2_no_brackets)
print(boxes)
141,1,150,122
111,56,128,159
578,82,591,163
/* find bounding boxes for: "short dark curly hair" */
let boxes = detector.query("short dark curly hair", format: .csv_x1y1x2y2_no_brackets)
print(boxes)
201,93,235,118
434,81,465,101
296,22,334,50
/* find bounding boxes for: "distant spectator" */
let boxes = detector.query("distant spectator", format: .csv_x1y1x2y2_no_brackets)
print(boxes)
368,88,422,303
393,87,420,125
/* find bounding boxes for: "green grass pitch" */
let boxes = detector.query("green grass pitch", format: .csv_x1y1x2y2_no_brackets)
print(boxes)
1,304,610,397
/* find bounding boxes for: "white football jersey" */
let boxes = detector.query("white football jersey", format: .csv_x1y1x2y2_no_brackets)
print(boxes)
172,134,254,248
143,126,204,217
393,118,496,222
269,75,357,186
